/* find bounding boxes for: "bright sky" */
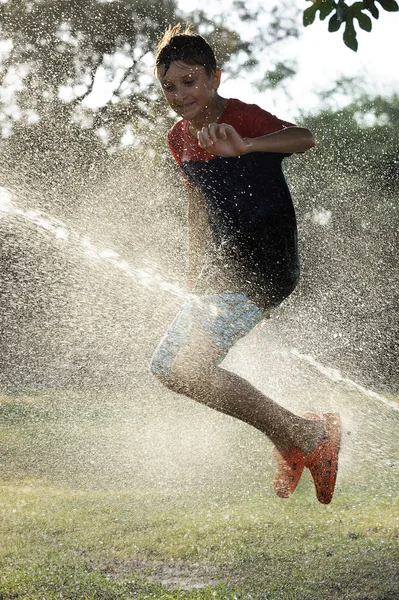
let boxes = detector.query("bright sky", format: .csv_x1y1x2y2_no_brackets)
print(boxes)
177,0,399,120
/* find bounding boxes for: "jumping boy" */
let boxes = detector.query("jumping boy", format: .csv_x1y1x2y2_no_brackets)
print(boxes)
150,24,341,504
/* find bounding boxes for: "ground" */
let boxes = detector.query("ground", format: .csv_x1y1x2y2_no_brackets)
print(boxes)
1,352,398,599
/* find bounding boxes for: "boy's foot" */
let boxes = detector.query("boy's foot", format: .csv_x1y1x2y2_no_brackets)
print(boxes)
272,412,319,498
304,413,342,505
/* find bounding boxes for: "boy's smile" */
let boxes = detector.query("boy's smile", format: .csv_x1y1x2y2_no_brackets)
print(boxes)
157,60,224,130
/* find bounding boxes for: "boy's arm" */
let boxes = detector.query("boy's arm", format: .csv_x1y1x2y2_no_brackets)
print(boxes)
187,185,210,292
244,125,315,154
198,124,315,157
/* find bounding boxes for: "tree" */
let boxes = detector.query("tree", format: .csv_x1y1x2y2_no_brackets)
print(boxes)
303,0,399,51
0,1,179,141
0,0,302,217
0,0,300,142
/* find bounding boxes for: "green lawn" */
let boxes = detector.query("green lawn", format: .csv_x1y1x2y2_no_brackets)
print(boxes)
1,381,398,600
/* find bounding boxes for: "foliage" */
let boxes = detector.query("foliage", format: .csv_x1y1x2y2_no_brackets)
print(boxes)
0,0,178,141
300,92,399,192
253,61,297,92
0,0,299,144
303,0,399,51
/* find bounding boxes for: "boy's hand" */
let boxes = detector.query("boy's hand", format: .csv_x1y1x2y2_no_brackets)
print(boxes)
197,123,252,157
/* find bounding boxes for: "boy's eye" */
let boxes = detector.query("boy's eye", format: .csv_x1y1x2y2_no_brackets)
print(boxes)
184,80,194,86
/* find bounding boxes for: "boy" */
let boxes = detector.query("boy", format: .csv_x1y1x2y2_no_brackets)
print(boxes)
150,24,341,504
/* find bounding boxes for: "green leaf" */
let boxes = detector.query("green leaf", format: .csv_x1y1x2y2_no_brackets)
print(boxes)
376,0,399,11
319,0,335,20
303,4,318,25
351,1,366,9
368,4,380,16
355,11,373,30
343,20,358,50
336,1,347,21
328,14,342,31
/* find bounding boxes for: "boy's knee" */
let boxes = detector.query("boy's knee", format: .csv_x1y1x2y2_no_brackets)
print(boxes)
149,353,171,383
150,362,193,396
150,368,176,391
150,349,210,394
149,349,186,390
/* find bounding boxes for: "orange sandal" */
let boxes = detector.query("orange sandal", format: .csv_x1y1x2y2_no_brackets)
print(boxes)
272,445,305,498
271,412,320,499
304,413,341,504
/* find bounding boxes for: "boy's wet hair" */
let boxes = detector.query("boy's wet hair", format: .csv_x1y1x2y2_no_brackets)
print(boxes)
155,23,217,77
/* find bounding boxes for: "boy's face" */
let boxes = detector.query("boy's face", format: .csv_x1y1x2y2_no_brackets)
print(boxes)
157,60,221,123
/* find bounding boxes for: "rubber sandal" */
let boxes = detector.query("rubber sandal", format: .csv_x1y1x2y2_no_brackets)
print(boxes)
304,413,342,505
271,412,320,499
272,445,305,498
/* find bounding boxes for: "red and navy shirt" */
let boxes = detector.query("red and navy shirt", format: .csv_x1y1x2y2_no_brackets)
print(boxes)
168,98,296,244
168,98,300,305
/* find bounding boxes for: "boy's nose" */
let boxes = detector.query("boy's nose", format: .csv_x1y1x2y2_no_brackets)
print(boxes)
174,87,189,102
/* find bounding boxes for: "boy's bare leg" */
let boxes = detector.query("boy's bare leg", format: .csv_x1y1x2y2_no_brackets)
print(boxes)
157,328,324,454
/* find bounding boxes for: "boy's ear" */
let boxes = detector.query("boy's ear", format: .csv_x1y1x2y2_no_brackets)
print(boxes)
213,68,222,89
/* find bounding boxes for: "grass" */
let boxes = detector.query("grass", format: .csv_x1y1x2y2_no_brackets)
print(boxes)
1,384,398,599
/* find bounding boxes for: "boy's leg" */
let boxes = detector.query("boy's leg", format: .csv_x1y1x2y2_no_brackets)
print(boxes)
150,295,324,454
150,294,341,502
157,326,324,454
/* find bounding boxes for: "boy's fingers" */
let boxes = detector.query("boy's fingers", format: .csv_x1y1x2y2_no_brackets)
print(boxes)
224,124,239,138
210,123,231,140
197,123,238,151
208,122,222,141
198,125,213,147
200,123,233,144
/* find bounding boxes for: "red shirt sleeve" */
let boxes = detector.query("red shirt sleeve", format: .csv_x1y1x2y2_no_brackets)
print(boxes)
246,105,294,138
222,99,295,139
166,99,296,168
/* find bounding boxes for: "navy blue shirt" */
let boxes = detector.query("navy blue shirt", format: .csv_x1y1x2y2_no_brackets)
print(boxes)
168,98,300,308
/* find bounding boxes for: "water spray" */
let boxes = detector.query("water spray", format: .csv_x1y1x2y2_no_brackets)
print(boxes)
0,186,188,300
0,185,395,411
287,348,398,412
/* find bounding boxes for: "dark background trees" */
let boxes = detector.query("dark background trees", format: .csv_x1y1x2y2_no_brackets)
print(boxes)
282,94,398,391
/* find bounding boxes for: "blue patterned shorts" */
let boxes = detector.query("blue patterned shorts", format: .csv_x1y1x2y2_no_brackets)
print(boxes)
150,293,264,377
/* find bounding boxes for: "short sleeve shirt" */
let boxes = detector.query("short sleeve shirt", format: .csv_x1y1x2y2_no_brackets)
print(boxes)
167,98,300,306
167,98,295,243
